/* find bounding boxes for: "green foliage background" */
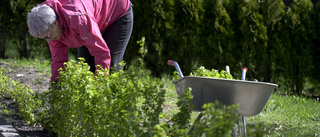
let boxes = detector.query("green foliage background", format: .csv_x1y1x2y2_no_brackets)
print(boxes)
126,0,320,95
1,0,320,95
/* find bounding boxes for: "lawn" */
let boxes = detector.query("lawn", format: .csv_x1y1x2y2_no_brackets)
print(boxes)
246,94,320,136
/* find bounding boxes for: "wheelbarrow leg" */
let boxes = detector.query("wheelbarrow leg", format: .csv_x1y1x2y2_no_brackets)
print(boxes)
242,117,247,137
239,68,247,137
187,112,203,135
238,116,247,137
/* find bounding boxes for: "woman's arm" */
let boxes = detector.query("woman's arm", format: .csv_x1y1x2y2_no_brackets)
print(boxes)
49,41,69,82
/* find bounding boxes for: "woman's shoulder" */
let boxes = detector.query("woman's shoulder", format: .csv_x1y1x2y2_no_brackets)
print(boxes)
42,0,88,18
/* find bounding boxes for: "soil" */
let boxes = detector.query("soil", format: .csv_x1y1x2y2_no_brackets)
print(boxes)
0,61,51,137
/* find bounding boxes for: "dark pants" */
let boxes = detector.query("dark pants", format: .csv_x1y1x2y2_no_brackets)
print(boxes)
78,4,133,73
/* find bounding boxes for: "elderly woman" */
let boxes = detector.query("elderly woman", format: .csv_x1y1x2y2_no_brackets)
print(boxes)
27,0,133,82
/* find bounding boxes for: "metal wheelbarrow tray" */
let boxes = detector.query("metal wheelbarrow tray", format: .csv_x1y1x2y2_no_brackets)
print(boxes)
173,76,278,117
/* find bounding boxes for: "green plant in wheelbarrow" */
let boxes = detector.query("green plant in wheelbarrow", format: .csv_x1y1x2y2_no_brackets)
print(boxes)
190,66,234,79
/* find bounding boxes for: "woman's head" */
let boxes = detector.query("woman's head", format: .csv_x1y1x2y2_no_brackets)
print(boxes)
27,4,58,40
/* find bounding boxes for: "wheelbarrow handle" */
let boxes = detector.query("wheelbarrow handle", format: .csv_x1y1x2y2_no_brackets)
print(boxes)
167,60,176,66
167,60,184,78
241,67,248,81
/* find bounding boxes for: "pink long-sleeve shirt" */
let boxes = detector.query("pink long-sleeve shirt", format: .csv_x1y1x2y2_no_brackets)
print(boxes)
42,0,130,81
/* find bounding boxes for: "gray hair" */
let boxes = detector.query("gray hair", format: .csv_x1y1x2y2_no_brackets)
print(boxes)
27,4,56,38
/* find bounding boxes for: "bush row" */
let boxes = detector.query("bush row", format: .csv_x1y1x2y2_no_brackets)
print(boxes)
0,61,242,136
0,67,37,124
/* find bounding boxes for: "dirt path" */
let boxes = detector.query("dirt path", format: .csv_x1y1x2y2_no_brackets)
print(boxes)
0,62,50,92
0,61,51,137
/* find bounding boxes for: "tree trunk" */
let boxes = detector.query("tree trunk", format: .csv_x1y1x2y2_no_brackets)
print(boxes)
0,27,7,58
17,29,29,58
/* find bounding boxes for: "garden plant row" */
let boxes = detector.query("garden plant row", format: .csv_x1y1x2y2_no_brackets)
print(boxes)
0,60,247,137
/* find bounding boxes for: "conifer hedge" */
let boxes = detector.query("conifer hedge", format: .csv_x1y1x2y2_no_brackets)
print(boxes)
126,0,320,95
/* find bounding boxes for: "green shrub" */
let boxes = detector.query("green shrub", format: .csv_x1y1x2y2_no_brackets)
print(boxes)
35,59,166,136
189,101,238,137
0,67,37,124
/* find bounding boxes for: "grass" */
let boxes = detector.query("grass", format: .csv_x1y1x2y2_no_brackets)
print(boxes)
160,75,200,125
1,58,319,136
160,75,180,120
0,58,51,71
246,94,320,136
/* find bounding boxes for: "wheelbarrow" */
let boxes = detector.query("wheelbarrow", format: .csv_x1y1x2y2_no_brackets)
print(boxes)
167,60,278,136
